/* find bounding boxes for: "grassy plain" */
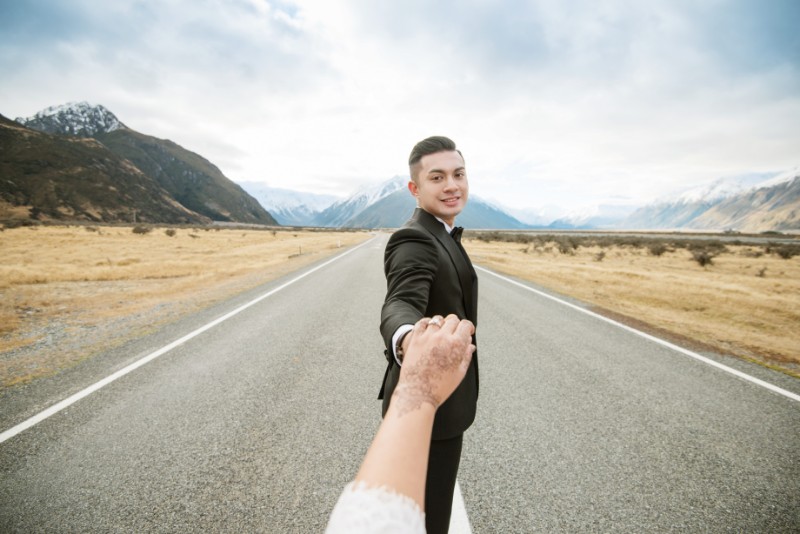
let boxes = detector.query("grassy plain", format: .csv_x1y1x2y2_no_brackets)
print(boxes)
2,226,798,388
0,225,370,387
464,233,800,377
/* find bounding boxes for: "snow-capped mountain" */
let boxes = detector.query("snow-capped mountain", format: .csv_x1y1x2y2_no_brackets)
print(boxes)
623,169,800,231
16,101,126,137
507,205,568,227
755,165,800,189
546,204,639,229
687,172,800,232
313,176,407,227
668,172,776,204
308,175,527,229
237,182,338,226
6,102,276,225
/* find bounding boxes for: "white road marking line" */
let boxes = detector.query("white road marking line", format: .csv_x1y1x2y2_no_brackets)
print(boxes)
450,481,473,533
476,265,800,403
0,237,377,444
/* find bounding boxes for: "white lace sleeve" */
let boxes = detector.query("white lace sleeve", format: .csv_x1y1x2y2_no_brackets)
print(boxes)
325,481,426,534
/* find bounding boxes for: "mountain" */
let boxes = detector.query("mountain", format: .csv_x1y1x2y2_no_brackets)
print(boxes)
92,129,275,224
12,102,277,225
686,174,800,232
16,102,126,137
311,176,528,229
547,204,639,229
313,176,407,227
623,169,800,232
0,113,207,223
507,205,567,227
237,182,338,226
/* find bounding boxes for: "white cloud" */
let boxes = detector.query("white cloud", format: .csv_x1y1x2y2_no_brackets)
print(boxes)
1,0,798,209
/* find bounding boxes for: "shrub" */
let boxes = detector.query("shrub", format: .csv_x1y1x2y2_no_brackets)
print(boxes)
2,219,34,229
165,228,177,237
648,243,669,256
691,249,716,267
132,225,152,235
594,251,606,262
688,240,727,254
741,248,764,258
769,244,800,259
554,236,577,255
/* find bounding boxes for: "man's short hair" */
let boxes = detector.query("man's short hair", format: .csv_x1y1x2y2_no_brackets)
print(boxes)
408,136,464,183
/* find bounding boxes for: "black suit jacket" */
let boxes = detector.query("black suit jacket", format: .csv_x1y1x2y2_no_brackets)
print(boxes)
380,208,479,440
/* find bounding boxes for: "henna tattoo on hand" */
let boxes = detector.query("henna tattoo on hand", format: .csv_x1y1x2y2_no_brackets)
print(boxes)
390,334,470,417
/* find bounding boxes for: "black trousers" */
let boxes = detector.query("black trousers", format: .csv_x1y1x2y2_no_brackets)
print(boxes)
425,434,464,534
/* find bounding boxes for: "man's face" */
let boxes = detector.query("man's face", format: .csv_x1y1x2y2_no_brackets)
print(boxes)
408,150,468,227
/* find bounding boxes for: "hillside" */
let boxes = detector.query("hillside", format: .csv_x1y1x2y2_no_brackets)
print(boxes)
623,171,800,232
689,176,800,232
95,129,275,224
9,102,277,225
0,114,207,224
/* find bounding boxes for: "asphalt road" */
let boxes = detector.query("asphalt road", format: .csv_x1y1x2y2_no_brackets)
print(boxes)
1,234,798,532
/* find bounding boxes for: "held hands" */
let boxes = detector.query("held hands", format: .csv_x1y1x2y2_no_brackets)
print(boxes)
391,315,476,416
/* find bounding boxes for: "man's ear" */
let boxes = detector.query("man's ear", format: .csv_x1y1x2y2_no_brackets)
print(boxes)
408,180,419,198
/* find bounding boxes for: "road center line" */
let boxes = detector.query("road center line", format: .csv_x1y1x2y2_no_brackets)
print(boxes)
450,481,473,533
0,237,377,444
476,265,800,403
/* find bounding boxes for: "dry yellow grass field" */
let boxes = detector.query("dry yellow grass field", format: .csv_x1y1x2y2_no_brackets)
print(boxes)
0,225,370,387
2,226,797,388
464,236,800,378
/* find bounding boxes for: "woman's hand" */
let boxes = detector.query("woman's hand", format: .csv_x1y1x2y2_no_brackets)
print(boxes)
391,314,475,416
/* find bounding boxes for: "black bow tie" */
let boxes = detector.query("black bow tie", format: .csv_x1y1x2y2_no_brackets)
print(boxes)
450,226,464,243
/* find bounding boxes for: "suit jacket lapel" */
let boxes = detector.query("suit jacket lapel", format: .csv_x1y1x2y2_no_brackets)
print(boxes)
412,208,477,321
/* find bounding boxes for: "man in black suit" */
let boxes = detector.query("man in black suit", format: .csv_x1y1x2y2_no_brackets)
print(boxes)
379,136,478,534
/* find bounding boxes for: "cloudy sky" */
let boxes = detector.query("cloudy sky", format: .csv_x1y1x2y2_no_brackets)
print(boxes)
2,0,798,212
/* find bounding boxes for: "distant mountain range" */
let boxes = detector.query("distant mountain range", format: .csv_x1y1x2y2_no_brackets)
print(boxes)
238,169,800,232
622,169,800,232
249,175,529,229
544,204,640,230
3,102,797,232
2,102,276,225
237,182,337,226
240,170,800,232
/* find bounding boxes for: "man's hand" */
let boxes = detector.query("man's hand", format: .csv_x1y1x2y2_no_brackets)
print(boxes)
391,315,475,415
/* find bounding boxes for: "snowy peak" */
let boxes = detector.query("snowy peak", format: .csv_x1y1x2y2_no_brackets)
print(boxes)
236,182,338,226
547,204,638,229
238,182,337,213
757,166,800,189
665,172,783,206
309,174,528,229
368,175,407,203
329,175,406,209
623,167,800,231
315,175,407,227
16,101,126,137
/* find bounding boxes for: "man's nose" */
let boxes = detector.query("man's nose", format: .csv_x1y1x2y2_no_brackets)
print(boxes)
443,176,458,190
